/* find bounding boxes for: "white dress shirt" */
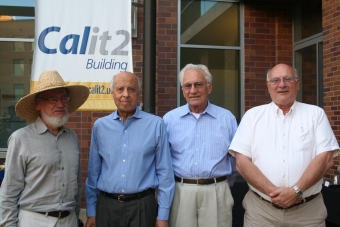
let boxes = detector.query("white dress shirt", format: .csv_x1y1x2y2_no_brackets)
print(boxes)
229,101,339,201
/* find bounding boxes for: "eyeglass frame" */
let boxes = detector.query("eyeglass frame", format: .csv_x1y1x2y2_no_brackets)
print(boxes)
267,76,299,85
36,96,71,104
181,81,210,91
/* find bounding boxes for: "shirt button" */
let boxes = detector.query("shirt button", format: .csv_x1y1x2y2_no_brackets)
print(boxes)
195,162,197,165
122,174,125,178
124,130,127,133
62,184,65,187
123,144,126,147
123,159,126,162
122,190,125,193
61,167,64,170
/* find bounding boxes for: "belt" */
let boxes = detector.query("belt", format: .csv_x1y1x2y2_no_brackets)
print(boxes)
36,211,70,219
174,175,227,185
101,188,154,202
251,189,319,209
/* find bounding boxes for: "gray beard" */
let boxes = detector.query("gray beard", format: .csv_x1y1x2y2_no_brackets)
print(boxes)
41,111,69,128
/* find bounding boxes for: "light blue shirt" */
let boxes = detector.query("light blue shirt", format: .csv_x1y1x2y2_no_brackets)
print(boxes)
163,102,237,178
85,108,175,220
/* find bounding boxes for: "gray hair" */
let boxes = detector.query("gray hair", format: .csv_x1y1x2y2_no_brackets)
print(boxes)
179,64,213,85
266,66,299,81
110,72,142,91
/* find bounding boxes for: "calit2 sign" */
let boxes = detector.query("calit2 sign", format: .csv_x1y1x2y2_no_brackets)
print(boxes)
33,0,133,111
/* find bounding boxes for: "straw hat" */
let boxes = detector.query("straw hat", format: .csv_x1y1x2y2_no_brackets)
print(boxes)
15,70,90,122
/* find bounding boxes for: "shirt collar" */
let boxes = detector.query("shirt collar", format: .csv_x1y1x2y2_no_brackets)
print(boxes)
270,101,297,116
112,107,143,120
35,116,68,134
180,101,216,118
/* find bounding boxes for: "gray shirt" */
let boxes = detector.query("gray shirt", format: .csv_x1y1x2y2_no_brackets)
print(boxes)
0,117,81,227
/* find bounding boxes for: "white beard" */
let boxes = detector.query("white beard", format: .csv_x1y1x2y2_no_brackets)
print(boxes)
40,111,69,128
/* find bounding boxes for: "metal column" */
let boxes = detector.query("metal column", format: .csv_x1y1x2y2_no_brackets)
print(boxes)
142,0,156,114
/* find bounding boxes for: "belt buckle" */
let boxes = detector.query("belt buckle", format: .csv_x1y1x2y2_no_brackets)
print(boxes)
118,195,124,202
58,211,61,219
196,179,200,186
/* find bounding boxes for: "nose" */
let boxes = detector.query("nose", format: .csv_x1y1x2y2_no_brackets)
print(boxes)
55,98,66,107
189,84,198,92
278,78,286,87
122,88,129,97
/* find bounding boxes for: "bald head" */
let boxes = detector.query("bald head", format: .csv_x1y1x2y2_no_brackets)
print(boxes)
110,72,141,92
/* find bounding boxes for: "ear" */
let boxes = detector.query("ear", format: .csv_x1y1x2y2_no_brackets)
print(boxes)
207,83,213,94
35,99,41,111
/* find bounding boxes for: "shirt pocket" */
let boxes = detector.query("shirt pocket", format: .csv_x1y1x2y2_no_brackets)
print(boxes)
293,129,314,151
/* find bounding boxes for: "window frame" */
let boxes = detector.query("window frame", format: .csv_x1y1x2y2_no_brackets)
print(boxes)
177,0,244,118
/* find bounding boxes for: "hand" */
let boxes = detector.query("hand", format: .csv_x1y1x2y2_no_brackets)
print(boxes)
269,187,301,208
155,220,168,227
85,216,96,227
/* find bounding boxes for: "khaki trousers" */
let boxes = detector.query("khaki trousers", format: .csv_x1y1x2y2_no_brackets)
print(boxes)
18,209,77,227
243,190,327,227
169,180,234,227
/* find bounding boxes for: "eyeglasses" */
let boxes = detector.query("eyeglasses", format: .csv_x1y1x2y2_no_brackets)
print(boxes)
182,82,208,91
37,96,71,104
267,76,298,85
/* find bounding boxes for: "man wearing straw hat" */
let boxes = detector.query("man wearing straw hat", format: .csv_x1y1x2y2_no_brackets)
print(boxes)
0,70,89,227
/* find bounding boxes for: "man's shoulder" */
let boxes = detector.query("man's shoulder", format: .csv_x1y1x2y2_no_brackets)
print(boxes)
294,102,326,117
245,103,271,114
163,105,186,118
94,113,114,124
209,103,235,116
10,123,34,137
296,102,323,111
139,110,163,122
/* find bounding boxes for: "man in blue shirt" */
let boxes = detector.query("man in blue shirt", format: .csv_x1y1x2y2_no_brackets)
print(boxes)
163,64,238,227
85,72,175,227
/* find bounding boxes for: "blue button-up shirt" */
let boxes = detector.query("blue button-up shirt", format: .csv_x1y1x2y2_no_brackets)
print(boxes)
163,102,237,178
86,108,175,220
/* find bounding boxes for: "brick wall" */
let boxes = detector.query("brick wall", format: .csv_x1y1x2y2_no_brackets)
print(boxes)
65,111,108,208
244,1,293,112
322,0,340,181
156,0,178,117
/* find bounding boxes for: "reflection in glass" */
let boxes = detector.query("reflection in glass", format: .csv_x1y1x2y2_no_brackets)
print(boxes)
294,0,322,42
0,10,34,148
181,1,239,46
13,59,24,76
295,45,319,106
13,84,24,102
0,16,34,39
180,48,239,120
13,38,24,51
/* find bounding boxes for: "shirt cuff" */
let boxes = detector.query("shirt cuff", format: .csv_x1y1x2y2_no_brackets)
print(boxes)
157,207,170,220
86,205,96,217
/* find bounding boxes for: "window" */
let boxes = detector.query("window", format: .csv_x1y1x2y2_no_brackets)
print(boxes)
13,59,24,76
13,84,24,101
13,37,24,51
0,3,34,149
294,0,323,107
179,0,241,120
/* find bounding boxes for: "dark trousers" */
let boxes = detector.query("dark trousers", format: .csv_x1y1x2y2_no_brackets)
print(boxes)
96,192,157,227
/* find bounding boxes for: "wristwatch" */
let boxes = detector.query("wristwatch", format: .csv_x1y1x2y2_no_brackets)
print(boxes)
292,185,303,198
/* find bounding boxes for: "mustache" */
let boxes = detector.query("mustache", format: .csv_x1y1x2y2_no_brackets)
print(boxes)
54,107,68,111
